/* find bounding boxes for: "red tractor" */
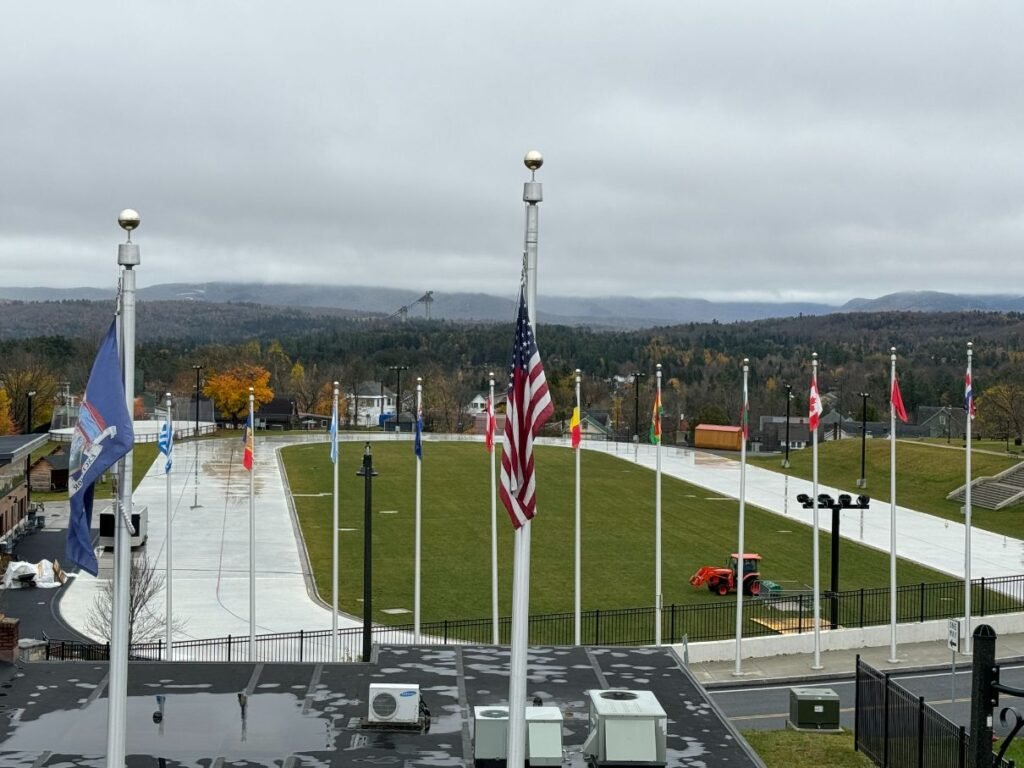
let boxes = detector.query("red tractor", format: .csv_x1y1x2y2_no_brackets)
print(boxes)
689,553,762,597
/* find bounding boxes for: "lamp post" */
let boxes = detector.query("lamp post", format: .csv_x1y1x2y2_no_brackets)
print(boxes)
389,365,408,434
857,392,870,488
797,493,870,629
25,391,35,512
632,371,646,462
833,377,843,440
782,384,792,468
356,442,378,662
192,365,203,436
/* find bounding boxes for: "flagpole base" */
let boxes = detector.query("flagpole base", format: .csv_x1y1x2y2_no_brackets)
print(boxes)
887,658,900,664
811,664,824,671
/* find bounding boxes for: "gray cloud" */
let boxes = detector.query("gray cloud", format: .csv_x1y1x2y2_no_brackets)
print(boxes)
2,2,1022,303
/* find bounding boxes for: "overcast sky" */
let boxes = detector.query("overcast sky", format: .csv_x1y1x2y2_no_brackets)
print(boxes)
2,2,1022,304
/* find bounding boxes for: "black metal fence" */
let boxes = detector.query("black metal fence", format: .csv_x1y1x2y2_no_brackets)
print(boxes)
43,574,1024,664
855,657,1014,768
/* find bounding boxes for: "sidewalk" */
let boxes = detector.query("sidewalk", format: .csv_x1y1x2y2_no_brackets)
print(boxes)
689,630,1024,688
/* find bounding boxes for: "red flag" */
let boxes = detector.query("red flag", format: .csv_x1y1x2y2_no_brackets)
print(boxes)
809,378,823,431
570,394,582,450
242,414,254,471
499,289,554,529
485,391,496,453
891,376,908,423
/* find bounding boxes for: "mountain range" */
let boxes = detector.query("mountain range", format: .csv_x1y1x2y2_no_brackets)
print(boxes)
2,284,1023,329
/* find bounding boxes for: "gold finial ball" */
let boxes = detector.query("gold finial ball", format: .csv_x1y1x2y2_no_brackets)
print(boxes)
524,150,543,171
118,209,140,231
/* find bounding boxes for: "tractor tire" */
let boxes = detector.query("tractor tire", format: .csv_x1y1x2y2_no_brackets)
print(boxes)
749,580,761,596
717,583,729,596
707,580,718,594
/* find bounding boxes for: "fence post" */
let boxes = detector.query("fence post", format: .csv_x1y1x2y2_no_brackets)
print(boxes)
883,674,890,768
105,642,110,661
957,725,966,768
969,624,997,768
854,655,860,752
919,582,926,623
798,594,804,635
444,620,449,645
594,609,601,646
859,588,865,629
299,629,304,662
671,604,677,644
158,638,163,661
980,577,986,616
917,696,925,768
228,634,232,663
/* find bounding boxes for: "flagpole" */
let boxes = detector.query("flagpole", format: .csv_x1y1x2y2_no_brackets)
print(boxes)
489,373,499,645
888,349,899,663
574,368,582,646
812,352,822,670
249,387,256,661
965,341,974,654
164,392,173,661
414,377,423,643
654,363,663,647
734,358,748,675
508,149,543,768
108,209,140,768
332,382,340,662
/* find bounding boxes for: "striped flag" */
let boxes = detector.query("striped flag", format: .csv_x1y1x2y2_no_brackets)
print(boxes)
499,288,554,529
570,393,581,450
242,414,254,471
414,395,423,459
158,420,173,473
964,371,977,419
485,390,496,453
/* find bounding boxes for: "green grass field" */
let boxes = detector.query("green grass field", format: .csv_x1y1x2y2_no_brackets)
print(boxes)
283,441,964,630
742,731,873,768
748,439,1024,539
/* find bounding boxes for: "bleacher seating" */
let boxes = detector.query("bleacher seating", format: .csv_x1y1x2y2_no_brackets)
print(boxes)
948,462,1024,510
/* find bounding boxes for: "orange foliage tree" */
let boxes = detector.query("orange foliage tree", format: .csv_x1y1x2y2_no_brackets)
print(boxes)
0,389,17,435
203,365,274,426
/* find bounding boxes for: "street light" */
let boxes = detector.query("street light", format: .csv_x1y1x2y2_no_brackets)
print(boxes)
25,391,36,512
797,492,870,629
782,384,792,468
355,442,378,662
192,365,204,436
631,371,646,462
857,392,870,488
388,365,408,434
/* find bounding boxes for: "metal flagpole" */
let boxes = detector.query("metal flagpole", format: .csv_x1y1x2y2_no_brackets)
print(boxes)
734,359,749,675
508,149,542,768
164,392,173,661
332,382,339,662
414,377,423,642
965,341,974,654
888,348,899,663
574,368,582,646
249,387,256,661
489,373,499,645
108,209,140,767
812,353,823,670
654,363,663,646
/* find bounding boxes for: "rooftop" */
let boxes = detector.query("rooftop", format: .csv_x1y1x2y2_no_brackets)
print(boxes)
0,434,47,466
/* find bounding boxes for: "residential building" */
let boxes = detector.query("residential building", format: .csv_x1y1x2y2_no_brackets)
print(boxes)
0,434,47,541
345,381,396,428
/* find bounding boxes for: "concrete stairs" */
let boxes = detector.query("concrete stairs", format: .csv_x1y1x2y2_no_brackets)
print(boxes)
947,461,1024,510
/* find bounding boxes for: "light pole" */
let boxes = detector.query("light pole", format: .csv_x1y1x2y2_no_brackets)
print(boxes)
632,371,646,462
192,365,203,436
782,384,792,468
389,365,408,433
833,377,843,440
25,391,35,512
797,493,870,629
857,392,870,488
356,442,378,662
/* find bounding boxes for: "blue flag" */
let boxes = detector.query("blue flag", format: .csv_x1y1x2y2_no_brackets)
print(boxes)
67,321,134,576
329,397,338,464
158,420,173,473
414,399,423,459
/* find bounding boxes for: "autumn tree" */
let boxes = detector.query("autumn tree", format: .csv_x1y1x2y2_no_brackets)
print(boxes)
0,389,17,435
0,364,58,431
289,361,326,415
976,383,1024,441
203,365,274,426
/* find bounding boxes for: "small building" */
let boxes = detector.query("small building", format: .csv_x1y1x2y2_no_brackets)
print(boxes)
346,382,396,428
694,424,743,452
0,434,48,541
30,450,69,492
561,410,613,442
256,397,296,430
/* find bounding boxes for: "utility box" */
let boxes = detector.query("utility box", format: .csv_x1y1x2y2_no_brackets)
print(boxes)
98,505,148,550
473,706,508,766
526,706,563,766
788,687,840,730
582,689,667,766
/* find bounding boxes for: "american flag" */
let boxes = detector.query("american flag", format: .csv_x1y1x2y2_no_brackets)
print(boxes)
499,288,554,529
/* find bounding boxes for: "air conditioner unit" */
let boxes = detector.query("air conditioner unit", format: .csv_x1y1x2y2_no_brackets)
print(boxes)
472,705,563,767
473,705,509,763
581,689,667,767
367,683,421,724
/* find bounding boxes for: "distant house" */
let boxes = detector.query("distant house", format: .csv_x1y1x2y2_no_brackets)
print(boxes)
256,397,296,430
758,415,812,452
30,451,69,492
346,381,396,428
466,392,508,416
916,406,968,440
561,410,613,442
0,434,48,540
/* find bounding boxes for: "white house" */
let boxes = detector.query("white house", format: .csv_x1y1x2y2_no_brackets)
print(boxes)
466,391,508,416
345,381,396,428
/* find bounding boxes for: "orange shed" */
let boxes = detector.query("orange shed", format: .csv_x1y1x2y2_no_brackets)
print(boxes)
694,424,743,451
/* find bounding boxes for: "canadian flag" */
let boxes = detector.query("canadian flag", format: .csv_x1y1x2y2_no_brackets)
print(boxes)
809,378,823,430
